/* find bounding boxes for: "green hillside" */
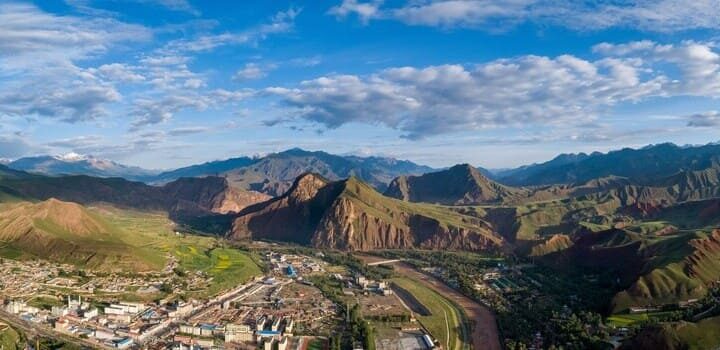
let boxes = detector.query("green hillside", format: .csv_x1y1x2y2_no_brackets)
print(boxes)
620,316,720,350
0,199,166,271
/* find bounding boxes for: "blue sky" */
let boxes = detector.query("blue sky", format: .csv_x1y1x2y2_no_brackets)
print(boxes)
1,0,719,169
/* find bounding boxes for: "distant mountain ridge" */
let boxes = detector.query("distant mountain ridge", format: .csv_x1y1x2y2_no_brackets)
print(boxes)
385,164,526,205
9,149,434,197
8,153,158,181
215,148,434,196
496,142,720,186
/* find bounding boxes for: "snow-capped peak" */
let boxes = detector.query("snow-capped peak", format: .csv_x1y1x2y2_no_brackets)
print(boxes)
55,152,89,162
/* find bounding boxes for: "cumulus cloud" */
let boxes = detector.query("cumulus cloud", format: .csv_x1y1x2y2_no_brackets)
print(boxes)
0,3,149,123
267,56,663,139
329,0,720,32
687,111,720,127
0,82,121,122
328,0,382,23
593,41,720,96
267,41,720,139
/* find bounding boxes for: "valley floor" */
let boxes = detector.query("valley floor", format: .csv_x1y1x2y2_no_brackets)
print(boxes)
356,254,502,350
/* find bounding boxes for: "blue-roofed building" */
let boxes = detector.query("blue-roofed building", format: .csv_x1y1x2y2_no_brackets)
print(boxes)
112,337,134,349
287,265,297,278
257,330,280,337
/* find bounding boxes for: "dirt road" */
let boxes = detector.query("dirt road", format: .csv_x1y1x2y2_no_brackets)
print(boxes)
357,255,502,350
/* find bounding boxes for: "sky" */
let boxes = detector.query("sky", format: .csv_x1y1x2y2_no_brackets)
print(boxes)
1,0,720,170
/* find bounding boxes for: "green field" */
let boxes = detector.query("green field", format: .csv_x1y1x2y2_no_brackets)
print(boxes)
174,244,262,296
391,277,469,350
606,311,676,327
0,204,263,298
0,323,22,350
103,208,263,296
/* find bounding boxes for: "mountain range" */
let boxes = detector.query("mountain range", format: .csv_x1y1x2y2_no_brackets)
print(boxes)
2,142,720,318
7,148,433,196
494,142,720,186
231,173,503,251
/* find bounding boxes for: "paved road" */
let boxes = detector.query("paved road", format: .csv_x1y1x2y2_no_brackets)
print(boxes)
357,255,502,350
0,310,111,349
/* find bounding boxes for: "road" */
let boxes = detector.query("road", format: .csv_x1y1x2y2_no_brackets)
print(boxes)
0,309,112,349
357,255,502,350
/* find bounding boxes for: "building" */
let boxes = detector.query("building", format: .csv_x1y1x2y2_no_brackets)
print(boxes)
422,334,436,349
105,302,144,315
169,301,194,320
256,316,267,331
355,275,368,289
5,300,39,315
225,323,254,343
277,336,289,350
54,318,70,332
111,337,134,349
284,318,294,335
82,308,99,320
271,317,281,332
179,323,218,337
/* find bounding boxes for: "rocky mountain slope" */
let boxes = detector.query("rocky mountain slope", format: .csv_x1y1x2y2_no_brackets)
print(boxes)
230,173,504,251
385,164,527,205
539,228,720,313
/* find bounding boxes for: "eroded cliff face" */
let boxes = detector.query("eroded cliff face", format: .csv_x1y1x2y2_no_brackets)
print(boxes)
232,173,504,252
230,173,342,244
163,176,270,215
312,197,416,250
311,196,501,251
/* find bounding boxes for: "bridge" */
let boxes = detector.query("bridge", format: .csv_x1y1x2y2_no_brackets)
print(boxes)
366,259,402,266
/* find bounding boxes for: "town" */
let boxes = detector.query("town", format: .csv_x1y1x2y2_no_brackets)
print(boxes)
0,250,439,350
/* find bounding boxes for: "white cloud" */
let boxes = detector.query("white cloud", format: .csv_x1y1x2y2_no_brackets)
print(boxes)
593,41,720,96
0,2,150,65
0,3,149,123
268,56,664,139
330,0,720,32
328,0,382,23
234,63,273,81
268,41,720,139
46,135,104,149
91,64,146,83
160,8,299,54
130,89,252,130
145,0,201,16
